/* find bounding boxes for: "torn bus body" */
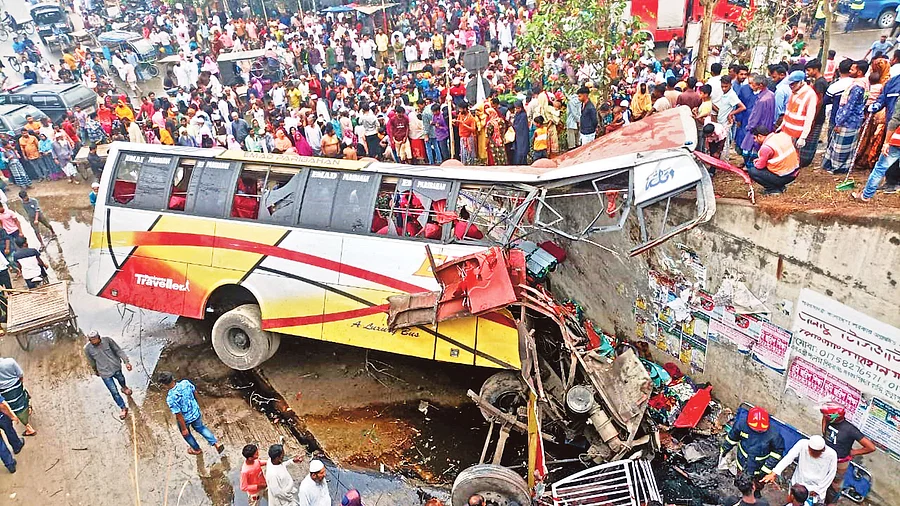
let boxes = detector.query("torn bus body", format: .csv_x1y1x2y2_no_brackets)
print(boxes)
449,107,716,256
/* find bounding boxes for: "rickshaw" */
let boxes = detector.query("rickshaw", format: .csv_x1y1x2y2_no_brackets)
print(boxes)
97,30,160,79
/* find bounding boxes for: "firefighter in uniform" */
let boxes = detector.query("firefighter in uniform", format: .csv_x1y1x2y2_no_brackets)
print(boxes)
721,406,786,491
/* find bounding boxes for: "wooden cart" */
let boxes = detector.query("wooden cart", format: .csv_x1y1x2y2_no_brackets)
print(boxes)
5,281,78,350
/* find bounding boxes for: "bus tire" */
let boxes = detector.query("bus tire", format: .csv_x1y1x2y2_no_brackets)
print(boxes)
478,371,527,422
450,464,530,506
211,304,274,370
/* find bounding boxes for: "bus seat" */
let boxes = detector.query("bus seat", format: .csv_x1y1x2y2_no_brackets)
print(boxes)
455,221,484,240
113,180,137,204
404,221,422,237
423,222,442,239
371,211,388,232
168,194,186,211
231,195,260,219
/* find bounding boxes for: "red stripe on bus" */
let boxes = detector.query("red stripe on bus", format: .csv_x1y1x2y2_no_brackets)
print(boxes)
123,230,517,329
129,231,426,294
262,304,390,329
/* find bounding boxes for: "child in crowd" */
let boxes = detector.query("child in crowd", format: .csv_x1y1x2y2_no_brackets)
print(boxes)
533,115,548,161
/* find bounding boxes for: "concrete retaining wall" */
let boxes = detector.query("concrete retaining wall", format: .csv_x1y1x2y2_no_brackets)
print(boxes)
545,197,900,504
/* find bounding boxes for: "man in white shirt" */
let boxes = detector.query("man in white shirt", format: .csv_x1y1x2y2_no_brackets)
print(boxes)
264,444,300,506
297,459,331,506
763,435,837,503
359,34,376,72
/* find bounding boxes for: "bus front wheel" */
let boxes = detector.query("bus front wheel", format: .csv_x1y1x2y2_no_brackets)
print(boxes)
211,304,278,370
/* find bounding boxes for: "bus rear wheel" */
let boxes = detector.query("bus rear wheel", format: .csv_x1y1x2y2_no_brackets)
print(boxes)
211,304,277,370
450,464,530,506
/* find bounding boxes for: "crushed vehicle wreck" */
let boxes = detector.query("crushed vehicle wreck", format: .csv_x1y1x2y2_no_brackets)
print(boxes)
86,108,713,504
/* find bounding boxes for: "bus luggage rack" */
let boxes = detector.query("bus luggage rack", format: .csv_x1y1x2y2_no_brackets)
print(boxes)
551,459,662,506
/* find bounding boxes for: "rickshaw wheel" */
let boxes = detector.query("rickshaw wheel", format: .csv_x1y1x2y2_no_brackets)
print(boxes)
23,23,34,35
0,28,8,42
146,64,159,78
8,56,19,73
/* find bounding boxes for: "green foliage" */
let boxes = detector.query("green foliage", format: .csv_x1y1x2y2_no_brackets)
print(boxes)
514,0,647,96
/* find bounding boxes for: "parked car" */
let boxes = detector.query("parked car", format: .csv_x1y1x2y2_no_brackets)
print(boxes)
839,0,900,28
0,104,49,135
30,3,74,45
0,82,98,123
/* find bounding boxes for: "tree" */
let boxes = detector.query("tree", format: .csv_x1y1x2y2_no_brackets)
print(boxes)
693,0,717,78
821,0,833,66
514,0,647,97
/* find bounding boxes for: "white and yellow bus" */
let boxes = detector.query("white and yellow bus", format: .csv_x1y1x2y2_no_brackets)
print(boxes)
86,107,714,371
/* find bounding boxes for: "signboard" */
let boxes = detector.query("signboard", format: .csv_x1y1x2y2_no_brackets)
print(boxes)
462,44,489,73
860,398,900,459
790,288,900,406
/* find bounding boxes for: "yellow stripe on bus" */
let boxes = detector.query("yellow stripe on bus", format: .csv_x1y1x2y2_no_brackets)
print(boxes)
217,150,370,170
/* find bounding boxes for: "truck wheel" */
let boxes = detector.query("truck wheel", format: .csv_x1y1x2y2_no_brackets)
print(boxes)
450,464,530,506
878,8,896,29
211,304,275,370
478,371,527,422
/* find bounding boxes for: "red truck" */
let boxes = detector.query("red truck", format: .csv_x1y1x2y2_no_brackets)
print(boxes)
629,0,756,43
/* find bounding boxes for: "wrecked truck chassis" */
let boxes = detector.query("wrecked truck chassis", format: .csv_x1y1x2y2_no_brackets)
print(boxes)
472,286,653,465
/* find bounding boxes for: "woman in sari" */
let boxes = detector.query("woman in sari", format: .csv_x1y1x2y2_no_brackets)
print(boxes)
0,357,36,436
484,105,507,166
855,57,891,171
291,126,314,156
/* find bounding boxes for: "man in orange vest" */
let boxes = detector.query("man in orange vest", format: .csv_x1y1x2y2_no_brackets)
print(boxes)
780,71,818,148
750,125,800,195
854,97,900,201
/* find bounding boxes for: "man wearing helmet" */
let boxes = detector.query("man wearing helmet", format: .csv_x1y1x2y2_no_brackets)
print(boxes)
720,406,786,492
820,403,876,504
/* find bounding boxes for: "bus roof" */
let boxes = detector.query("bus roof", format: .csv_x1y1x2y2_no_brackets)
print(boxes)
107,107,697,184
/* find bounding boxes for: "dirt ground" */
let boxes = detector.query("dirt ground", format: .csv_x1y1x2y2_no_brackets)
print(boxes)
713,159,900,220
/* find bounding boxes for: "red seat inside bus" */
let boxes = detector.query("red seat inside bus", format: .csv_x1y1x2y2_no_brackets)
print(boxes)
113,180,137,204
231,178,260,219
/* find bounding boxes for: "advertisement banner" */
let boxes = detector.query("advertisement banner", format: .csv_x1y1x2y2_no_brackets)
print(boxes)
708,319,754,352
790,289,900,406
860,398,900,460
785,356,863,414
752,322,792,372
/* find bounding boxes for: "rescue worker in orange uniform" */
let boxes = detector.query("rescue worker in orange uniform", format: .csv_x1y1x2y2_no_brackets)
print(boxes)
721,406,786,493
780,70,819,150
750,125,800,195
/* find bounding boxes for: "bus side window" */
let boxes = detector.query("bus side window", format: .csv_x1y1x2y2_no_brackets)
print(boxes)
111,155,141,205
167,159,196,212
331,172,378,233
373,178,451,240
109,152,175,210
230,165,267,220
260,169,304,224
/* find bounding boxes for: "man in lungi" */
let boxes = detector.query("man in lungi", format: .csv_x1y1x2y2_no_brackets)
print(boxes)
823,60,869,174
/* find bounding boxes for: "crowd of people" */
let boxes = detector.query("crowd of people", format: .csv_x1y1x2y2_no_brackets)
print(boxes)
1,0,899,203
